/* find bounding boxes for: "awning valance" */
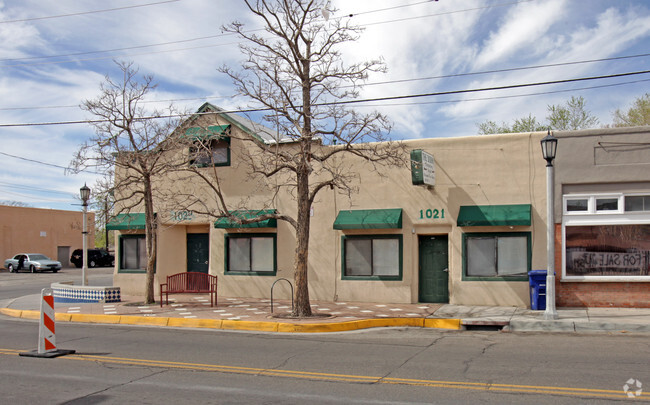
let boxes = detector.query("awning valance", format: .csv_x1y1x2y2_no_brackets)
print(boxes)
107,213,146,230
184,125,231,141
457,204,531,227
333,208,403,230
214,209,277,228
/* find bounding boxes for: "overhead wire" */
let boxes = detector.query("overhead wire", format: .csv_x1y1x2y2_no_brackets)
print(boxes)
0,0,181,24
2,52,649,112
0,151,104,174
0,0,534,68
1,69,649,128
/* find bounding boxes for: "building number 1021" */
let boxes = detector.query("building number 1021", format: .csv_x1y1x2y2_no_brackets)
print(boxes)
419,209,445,219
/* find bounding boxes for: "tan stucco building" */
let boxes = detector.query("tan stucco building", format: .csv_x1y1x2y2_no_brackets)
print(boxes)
110,103,551,307
0,205,95,267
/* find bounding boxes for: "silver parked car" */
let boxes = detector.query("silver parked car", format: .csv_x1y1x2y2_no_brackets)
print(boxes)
4,253,62,273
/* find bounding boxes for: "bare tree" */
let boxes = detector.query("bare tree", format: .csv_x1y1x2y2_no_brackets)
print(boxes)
180,0,405,317
69,61,184,304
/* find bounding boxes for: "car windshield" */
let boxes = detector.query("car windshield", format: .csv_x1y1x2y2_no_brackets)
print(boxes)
29,254,49,260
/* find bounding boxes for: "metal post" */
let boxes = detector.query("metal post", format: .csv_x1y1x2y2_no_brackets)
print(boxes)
544,162,558,320
82,201,88,286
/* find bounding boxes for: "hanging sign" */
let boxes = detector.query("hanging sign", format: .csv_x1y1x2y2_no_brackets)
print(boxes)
411,149,435,186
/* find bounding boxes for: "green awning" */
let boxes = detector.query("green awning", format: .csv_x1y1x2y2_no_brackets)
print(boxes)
457,204,531,227
333,209,403,230
184,125,231,141
106,213,146,230
214,209,277,228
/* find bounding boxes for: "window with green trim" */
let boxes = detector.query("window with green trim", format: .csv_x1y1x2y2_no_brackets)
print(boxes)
119,235,147,273
190,137,230,167
463,233,530,280
225,234,276,275
342,235,402,280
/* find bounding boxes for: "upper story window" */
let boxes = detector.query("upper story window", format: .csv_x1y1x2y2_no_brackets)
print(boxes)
186,125,231,167
190,137,230,167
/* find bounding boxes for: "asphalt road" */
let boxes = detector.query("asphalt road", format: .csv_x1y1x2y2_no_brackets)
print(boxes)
1,267,648,404
0,314,648,404
0,266,113,301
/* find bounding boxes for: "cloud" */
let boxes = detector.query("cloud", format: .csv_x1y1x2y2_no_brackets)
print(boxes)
473,0,568,68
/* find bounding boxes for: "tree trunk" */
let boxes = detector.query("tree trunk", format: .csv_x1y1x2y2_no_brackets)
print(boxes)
293,164,312,317
143,177,157,304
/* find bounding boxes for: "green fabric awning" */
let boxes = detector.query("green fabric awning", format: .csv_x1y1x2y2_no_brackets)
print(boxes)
457,204,531,227
214,209,277,228
333,209,403,230
184,125,231,141
106,213,146,230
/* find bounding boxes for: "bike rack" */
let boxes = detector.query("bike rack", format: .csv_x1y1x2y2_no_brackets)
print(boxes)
270,278,294,314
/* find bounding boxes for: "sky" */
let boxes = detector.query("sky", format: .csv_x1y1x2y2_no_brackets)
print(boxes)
1,0,649,211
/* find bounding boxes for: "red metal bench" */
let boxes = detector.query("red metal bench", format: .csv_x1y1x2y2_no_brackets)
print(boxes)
160,272,218,307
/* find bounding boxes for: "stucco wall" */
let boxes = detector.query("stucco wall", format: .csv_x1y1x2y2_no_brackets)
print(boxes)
0,205,95,267
112,112,550,307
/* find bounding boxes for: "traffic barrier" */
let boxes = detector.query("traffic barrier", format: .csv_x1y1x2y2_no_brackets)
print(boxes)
20,288,75,358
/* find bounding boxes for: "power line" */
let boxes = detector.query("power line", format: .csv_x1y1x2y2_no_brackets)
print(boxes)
1,69,649,128
0,181,75,195
351,78,650,108
0,1,533,68
2,52,649,112
0,151,103,174
0,0,181,24
321,70,650,107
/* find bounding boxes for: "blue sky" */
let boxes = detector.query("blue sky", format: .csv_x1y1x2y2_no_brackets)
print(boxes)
1,0,649,211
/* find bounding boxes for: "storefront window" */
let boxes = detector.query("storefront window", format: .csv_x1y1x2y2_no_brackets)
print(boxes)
119,235,147,272
463,233,530,280
342,235,402,280
225,234,276,275
565,225,650,277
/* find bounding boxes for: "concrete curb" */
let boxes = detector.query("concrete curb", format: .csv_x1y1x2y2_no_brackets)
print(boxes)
0,308,462,333
508,319,650,334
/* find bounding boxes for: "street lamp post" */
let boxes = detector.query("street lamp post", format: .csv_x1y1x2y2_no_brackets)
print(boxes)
540,131,558,320
80,184,91,287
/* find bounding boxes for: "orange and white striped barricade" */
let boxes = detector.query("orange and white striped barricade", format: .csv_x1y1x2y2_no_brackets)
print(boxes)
20,288,75,358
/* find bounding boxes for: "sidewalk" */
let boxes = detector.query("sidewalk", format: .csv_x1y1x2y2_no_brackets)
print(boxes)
2,293,650,334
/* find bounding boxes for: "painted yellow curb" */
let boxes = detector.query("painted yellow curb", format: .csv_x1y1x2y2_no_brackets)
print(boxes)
55,313,72,322
19,309,40,320
167,318,223,329
0,308,23,318
69,313,122,324
221,320,279,332
118,315,169,327
1,307,462,333
424,318,462,330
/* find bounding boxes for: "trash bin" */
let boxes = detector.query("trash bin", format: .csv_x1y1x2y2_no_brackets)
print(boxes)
528,270,547,310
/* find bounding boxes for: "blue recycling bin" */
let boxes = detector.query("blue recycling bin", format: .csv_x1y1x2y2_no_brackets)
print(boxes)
528,270,547,310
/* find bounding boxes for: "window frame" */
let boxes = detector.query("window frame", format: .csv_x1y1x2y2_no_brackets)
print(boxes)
563,194,624,215
224,233,277,276
117,234,148,273
341,234,403,281
562,193,650,282
189,136,231,168
462,232,531,281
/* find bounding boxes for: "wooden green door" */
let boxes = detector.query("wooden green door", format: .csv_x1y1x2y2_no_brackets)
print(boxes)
418,235,449,303
187,233,209,273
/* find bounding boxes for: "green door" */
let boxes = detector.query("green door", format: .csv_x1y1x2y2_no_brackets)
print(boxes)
418,235,449,303
187,233,210,273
